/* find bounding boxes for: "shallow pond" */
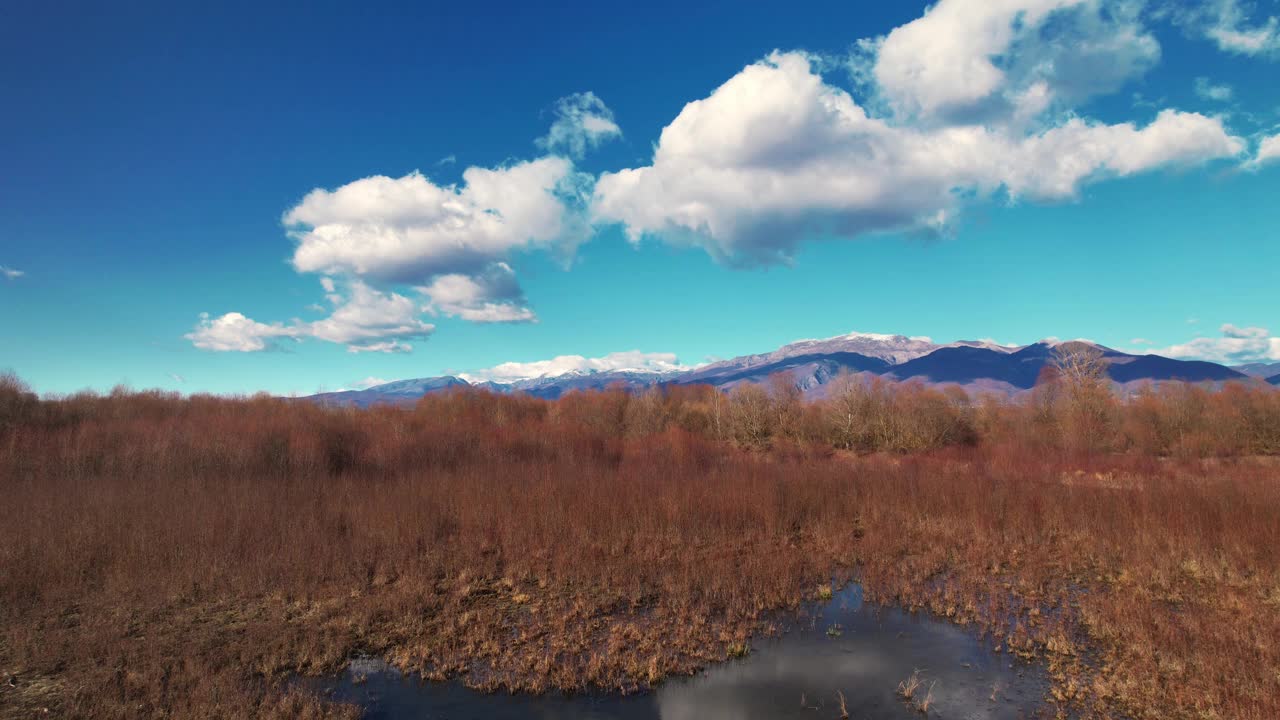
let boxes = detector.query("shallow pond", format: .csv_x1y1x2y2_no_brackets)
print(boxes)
308,584,1048,719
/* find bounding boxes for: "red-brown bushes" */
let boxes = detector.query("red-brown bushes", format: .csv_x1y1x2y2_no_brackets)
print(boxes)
1,375,1279,718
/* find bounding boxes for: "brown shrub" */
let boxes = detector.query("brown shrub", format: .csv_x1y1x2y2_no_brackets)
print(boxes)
1,375,1279,718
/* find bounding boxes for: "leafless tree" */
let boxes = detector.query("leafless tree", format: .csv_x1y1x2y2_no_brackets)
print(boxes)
728,383,774,448
1051,342,1115,454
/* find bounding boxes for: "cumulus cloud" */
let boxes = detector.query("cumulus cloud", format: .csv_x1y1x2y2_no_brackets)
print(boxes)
1247,132,1280,168
418,262,536,323
1193,76,1234,101
1151,323,1280,364
1,265,24,280
186,312,301,352
188,1,1267,355
286,158,586,283
871,0,1159,122
188,280,435,354
273,154,593,335
189,144,598,352
537,92,622,158
307,280,435,351
592,49,1243,265
460,350,691,384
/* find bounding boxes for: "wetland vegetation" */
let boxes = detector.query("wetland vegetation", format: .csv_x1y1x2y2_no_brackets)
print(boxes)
2,351,1279,718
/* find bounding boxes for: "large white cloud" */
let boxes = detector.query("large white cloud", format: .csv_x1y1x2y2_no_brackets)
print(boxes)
459,350,691,384
191,140,600,352
188,1,1266,356
286,157,585,283
592,50,1243,265
871,0,1070,118
187,280,435,354
870,0,1159,122
277,154,593,335
1150,324,1280,364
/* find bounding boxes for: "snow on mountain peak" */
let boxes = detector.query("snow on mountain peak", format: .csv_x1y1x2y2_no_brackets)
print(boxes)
695,330,941,372
945,339,1021,353
458,350,692,385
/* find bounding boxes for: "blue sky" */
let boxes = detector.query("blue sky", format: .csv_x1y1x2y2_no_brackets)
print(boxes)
2,0,1279,395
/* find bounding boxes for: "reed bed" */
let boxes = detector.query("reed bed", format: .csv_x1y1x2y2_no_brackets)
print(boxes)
1,370,1277,718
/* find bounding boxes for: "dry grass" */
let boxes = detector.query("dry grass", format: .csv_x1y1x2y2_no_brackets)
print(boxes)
1,372,1279,718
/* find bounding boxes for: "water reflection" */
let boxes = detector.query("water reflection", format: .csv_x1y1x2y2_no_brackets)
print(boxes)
309,585,1047,719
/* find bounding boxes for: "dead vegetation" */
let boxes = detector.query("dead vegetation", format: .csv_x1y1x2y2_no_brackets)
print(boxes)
1,366,1279,718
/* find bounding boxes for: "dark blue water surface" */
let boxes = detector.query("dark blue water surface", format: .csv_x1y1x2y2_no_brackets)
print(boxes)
307,584,1048,719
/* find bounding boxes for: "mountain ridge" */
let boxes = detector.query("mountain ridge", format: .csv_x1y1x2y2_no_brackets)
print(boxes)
303,331,1266,406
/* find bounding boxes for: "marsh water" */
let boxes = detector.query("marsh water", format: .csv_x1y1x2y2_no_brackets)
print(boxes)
308,584,1048,719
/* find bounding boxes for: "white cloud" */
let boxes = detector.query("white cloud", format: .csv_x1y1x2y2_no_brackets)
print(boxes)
168,373,186,383
1247,132,1280,168
188,0,1271,356
1194,76,1234,101
1222,323,1269,339
1152,323,1280,364
307,280,435,350
1173,0,1280,57
348,376,389,390
286,158,586,283
460,350,692,384
186,312,301,352
871,0,1159,122
1212,20,1279,54
1,265,24,280
537,92,622,158
592,50,1243,265
188,280,435,354
268,155,593,336
346,341,412,354
418,262,536,323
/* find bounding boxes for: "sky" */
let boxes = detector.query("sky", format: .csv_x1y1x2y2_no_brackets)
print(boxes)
2,0,1279,395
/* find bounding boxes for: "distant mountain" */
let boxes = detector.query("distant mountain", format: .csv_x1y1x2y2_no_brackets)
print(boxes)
888,343,1054,389
300,330,1269,406
1106,355,1246,384
887,342,1247,390
1271,374,1280,386
677,351,890,389
306,370,676,406
308,376,468,407
1234,362,1280,378
695,332,941,373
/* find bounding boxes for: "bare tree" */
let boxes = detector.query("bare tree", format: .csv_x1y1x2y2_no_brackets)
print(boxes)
1051,342,1115,454
728,383,774,448
1052,342,1109,388
767,372,802,441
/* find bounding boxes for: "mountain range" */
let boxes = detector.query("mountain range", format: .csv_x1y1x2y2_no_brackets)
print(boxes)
305,332,1277,407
